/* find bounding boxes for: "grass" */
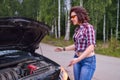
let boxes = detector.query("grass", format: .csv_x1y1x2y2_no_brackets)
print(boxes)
95,40,120,58
42,35,74,47
42,35,120,58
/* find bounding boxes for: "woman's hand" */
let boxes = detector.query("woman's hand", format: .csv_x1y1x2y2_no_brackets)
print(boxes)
54,47,63,52
68,58,79,66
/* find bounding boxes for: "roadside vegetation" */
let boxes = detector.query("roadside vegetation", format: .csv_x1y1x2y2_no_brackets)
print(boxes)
42,36,120,58
0,0,120,58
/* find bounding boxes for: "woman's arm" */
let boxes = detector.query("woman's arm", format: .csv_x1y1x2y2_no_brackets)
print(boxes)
77,44,95,61
64,44,75,51
68,44,95,66
54,44,75,52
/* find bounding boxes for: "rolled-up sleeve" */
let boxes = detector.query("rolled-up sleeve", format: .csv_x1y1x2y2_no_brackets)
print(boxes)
86,25,96,47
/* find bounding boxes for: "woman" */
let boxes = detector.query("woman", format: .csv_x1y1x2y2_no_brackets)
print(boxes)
55,6,96,80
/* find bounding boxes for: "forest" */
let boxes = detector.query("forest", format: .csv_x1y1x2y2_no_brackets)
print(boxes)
0,0,120,57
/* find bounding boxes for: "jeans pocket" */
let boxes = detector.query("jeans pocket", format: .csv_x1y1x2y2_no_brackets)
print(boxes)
84,56,96,69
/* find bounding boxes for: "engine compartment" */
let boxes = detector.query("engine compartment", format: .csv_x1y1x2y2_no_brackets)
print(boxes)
0,50,60,80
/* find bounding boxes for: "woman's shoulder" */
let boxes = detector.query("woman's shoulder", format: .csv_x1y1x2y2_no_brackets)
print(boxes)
82,23,94,29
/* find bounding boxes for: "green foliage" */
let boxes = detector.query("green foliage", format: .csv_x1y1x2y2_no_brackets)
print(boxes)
0,0,41,19
0,0,120,57
20,0,40,19
96,38,120,58
71,0,80,6
110,36,120,50
0,0,15,17
42,35,74,47
84,0,112,28
37,0,58,25
42,36,120,58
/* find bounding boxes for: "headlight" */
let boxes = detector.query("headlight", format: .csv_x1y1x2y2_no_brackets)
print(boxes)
59,66,70,80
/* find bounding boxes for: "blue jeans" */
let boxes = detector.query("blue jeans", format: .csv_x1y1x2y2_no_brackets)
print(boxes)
73,55,96,80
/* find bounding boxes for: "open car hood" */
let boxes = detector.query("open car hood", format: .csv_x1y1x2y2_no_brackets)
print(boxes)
0,17,50,52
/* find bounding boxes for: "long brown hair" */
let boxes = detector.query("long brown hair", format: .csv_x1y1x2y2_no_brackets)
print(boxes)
70,6,90,23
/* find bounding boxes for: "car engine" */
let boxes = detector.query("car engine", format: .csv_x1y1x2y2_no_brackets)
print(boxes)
0,50,60,80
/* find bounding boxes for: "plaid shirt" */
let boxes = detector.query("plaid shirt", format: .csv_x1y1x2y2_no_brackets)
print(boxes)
73,23,96,53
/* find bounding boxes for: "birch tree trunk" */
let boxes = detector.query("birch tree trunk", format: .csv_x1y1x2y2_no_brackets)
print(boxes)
116,0,119,40
80,0,83,7
64,15,71,40
111,28,113,39
55,19,58,38
64,0,71,40
103,14,106,43
58,0,61,38
51,25,54,35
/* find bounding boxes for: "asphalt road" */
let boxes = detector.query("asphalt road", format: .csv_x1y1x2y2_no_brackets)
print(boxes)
36,43,120,80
